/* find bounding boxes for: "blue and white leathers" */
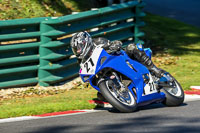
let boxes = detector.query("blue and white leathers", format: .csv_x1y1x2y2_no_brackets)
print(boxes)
79,44,165,105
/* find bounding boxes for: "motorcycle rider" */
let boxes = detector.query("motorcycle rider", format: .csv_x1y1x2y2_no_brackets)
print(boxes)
70,31,164,78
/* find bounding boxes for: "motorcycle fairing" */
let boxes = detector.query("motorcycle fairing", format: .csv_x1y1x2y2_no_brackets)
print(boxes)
80,47,165,104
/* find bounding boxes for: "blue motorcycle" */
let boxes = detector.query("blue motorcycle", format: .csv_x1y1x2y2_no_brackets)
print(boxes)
79,43,184,112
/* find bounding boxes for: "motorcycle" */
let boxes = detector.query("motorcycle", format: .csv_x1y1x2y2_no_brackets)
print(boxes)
79,43,184,112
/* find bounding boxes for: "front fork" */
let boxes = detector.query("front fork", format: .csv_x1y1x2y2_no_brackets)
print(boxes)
110,72,126,92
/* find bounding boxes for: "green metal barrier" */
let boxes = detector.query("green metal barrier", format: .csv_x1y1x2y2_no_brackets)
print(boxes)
0,1,145,88
0,17,51,88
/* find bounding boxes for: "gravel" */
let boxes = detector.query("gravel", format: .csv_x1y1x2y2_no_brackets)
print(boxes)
0,77,83,101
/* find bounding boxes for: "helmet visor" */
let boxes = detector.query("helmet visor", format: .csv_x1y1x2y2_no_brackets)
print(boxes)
76,38,86,55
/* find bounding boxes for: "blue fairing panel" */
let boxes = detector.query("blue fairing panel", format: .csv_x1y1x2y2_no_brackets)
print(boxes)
80,49,165,104
94,50,148,102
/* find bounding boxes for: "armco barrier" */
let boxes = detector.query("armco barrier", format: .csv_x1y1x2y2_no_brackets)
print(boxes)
0,17,50,88
0,1,145,88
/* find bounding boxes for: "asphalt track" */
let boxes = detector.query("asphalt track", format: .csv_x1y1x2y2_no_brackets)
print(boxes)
143,0,200,28
0,98,200,133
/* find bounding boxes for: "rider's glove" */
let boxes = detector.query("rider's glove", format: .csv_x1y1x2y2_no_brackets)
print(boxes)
108,40,122,53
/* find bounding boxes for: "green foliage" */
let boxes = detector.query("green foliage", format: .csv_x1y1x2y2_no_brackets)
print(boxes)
0,0,95,20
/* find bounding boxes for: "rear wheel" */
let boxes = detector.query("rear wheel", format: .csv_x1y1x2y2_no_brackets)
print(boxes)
99,72,137,112
159,71,184,106
97,92,106,101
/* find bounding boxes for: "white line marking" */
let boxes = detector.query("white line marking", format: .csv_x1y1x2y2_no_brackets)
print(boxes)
0,116,38,124
190,86,200,90
184,94,200,102
0,110,103,124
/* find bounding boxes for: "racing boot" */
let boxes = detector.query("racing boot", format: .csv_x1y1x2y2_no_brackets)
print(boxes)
140,52,164,78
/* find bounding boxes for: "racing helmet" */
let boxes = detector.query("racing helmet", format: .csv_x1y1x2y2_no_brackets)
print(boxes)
70,31,93,60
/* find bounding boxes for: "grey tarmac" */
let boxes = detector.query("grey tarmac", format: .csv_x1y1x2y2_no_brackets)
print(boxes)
0,99,200,133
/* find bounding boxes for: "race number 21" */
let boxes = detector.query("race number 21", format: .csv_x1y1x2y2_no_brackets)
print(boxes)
84,58,94,73
149,82,156,92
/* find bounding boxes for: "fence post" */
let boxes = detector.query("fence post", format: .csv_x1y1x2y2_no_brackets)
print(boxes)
133,1,145,44
38,20,54,86
134,4,140,44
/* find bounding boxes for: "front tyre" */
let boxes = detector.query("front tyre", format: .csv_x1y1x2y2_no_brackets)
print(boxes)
99,78,137,113
160,72,184,106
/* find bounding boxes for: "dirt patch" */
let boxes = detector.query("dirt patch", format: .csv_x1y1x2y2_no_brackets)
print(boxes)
0,77,84,101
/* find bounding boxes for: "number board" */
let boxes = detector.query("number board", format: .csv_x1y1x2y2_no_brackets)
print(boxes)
80,46,103,75
142,73,157,96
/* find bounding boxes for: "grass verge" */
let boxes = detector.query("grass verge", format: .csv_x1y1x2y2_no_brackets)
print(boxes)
0,87,97,119
0,13,200,118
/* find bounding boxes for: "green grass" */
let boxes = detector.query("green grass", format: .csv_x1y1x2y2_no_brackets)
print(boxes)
0,0,96,20
0,88,97,119
142,13,200,90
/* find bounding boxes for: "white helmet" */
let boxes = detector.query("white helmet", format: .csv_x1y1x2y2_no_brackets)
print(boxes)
70,31,93,60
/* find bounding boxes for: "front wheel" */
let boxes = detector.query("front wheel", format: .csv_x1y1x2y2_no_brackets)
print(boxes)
159,71,184,106
99,73,137,112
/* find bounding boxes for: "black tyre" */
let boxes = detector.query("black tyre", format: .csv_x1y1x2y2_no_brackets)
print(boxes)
97,92,106,101
99,78,137,113
160,72,184,106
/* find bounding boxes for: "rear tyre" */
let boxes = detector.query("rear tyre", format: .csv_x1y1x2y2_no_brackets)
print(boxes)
99,78,137,113
97,92,106,101
160,72,184,106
